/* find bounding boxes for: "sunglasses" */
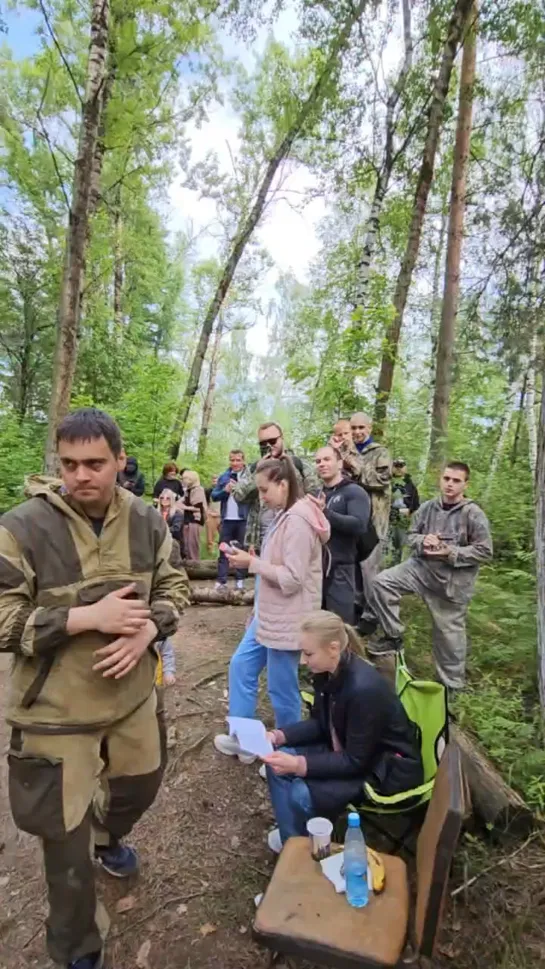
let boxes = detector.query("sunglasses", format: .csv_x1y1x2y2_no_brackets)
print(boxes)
350,425,367,430
259,436,281,449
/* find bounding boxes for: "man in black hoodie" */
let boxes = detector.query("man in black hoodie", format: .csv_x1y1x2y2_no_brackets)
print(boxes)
117,455,145,497
315,445,370,625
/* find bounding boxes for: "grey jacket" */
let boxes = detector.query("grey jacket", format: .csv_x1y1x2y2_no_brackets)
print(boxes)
408,498,493,603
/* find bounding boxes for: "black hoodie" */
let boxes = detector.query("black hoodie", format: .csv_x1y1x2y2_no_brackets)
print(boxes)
323,477,370,567
118,457,145,497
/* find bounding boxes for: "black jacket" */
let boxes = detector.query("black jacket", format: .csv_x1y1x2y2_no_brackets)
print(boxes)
153,476,184,500
391,474,420,520
118,458,145,497
323,478,370,567
282,651,423,818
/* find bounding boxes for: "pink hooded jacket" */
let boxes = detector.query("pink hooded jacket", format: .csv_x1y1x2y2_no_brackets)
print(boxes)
248,497,330,651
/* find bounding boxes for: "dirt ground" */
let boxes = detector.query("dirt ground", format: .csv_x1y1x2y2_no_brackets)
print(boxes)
1,598,545,969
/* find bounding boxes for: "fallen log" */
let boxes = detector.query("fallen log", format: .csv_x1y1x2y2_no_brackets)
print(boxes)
451,724,534,838
182,559,234,580
190,587,254,606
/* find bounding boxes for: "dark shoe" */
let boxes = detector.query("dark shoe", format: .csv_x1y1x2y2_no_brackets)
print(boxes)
95,842,139,878
68,950,103,969
357,617,378,637
367,634,403,655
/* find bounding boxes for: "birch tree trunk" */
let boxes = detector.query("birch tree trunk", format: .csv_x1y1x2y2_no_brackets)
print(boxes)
197,316,224,461
428,1,477,472
419,208,448,480
482,376,521,503
113,202,124,338
168,0,369,460
511,373,528,466
526,333,538,477
535,350,545,713
352,0,413,310
373,0,475,432
44,0,110,473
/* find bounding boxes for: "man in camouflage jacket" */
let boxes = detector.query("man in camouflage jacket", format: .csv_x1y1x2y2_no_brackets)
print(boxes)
0,409,189,969
349,412,392,625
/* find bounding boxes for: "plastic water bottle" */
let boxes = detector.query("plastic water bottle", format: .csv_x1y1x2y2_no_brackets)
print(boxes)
344,812,369,908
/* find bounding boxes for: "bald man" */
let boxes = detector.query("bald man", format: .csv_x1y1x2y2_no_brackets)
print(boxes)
350,412,392,632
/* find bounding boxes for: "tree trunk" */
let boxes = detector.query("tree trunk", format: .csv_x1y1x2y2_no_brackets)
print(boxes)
537,366,545,712
197,315,224,461
44,0,110,473
482,376,521,503
526,332,538,477
428,2,477,471
373,0,475,432
168,0,369,459
182,560,236,580
451,725,534,837
113,201,124,337
510,373,528,466
190,587,255,606
420,208,449,480
352,0,413,311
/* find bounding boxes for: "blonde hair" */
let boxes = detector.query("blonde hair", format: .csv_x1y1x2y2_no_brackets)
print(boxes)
299,611,367,659
182,470,200,488
159,488,178,513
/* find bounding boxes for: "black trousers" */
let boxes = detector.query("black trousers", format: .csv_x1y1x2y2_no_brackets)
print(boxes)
323,562,356,625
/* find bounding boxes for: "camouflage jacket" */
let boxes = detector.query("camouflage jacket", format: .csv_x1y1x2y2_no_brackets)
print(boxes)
232,451,320,552
0,476,190,731
356,441,392,539
408,498,493,603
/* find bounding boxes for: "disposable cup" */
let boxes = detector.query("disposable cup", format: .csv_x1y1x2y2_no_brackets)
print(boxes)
307,817,333,861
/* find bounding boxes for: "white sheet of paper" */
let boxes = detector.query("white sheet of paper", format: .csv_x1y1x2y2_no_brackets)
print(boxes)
227,717,273,757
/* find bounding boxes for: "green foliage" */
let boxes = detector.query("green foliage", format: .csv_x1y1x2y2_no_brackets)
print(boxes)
0,412,45,509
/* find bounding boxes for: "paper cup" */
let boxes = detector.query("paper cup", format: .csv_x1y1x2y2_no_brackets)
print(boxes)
307,817,333,861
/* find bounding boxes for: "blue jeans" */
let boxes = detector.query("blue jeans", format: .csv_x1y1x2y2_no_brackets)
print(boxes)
228,618,301,727
266,747,315,843
218,518,247,583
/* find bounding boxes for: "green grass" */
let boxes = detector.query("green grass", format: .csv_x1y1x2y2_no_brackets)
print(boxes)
402,564,545,812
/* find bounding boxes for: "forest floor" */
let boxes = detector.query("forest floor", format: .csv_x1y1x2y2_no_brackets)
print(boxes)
1,585,545,969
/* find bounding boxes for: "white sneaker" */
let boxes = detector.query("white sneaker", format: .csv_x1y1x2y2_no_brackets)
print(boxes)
267,828,282,854
214,582,226,592
213,734,256,764
235,579,245,591
259,763,267,781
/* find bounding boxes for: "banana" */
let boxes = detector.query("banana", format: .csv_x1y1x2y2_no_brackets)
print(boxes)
330,842,386,893
367,847,386,894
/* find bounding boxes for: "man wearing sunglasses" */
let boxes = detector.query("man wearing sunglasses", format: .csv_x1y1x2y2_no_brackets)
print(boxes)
231,421,319,552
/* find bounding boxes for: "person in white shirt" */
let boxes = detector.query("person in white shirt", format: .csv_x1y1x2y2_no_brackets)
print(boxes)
211,450,249,591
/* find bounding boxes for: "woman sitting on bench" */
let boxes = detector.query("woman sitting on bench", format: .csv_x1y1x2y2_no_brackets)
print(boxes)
263,611,423,851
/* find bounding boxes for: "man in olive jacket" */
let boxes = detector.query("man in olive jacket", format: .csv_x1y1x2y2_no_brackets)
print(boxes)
370,462,493,689
0,409,189,969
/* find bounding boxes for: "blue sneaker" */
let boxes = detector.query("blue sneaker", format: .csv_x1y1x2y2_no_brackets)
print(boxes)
95,842,139,878
68,950,103,969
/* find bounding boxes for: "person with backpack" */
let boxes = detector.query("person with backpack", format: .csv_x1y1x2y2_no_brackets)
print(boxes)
232,421,319,553
314,445,370,625
262,611,423,850
368,462,493,690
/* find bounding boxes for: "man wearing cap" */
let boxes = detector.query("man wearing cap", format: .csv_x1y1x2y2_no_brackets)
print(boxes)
389,458,420,564
349,413,392,629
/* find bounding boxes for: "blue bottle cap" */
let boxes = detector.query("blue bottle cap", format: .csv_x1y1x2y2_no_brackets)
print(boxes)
347,812,361,827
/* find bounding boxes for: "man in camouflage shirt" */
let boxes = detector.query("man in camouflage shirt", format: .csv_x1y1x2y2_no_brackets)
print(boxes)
349,412,392,627
370,462,493,689
0,409,189,969
232,421,319,552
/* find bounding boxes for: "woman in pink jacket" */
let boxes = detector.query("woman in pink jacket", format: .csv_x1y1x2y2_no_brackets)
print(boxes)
214,455,330,762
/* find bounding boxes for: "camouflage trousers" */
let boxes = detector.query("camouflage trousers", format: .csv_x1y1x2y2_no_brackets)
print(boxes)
7,690,165,965
371,558,468,689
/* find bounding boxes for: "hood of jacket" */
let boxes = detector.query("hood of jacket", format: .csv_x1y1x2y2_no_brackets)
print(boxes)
23,473,126,522
125,457,139,475
287,496,330,544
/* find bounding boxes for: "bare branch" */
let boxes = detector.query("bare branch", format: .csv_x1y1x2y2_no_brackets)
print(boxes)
37,0,83,107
